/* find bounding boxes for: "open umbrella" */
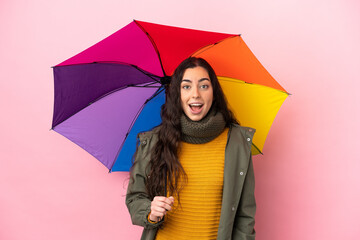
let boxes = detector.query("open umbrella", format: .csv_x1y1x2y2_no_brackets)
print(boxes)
52,20,288,172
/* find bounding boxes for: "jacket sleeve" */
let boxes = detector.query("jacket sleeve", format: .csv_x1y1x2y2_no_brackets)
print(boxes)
125,135,163,229
232,154,256,240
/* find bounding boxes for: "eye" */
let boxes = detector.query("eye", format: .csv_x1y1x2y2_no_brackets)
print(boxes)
200,84,209,89
182,85,190,90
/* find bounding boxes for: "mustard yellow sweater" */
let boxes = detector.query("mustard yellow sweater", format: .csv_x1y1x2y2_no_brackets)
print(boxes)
155,128,229,240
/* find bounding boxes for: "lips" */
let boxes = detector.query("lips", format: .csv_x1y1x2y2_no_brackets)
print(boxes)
189,103,204,114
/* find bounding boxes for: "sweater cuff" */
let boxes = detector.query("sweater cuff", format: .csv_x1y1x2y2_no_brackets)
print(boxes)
147,213,158,224
143,203,163,229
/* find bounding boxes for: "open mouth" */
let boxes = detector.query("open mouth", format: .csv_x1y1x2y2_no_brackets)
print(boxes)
189,103,204,113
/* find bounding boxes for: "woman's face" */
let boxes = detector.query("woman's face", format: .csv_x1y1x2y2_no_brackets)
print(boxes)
180,66,214,121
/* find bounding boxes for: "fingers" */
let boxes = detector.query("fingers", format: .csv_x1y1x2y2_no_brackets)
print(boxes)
166,196,174,210
153,196,174,209
149,196,175,222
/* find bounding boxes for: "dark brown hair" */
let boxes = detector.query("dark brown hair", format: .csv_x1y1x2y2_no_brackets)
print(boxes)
145,57,238,200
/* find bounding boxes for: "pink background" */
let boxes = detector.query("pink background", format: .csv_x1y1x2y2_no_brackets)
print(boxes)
1,0,359,239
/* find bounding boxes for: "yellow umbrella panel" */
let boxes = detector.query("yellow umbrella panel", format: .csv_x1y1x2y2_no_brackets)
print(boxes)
219,76,288,155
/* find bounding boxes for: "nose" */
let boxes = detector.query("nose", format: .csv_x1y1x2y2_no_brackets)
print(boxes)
191,87,200,99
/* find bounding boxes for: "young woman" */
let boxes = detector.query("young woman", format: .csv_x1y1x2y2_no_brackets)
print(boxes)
126,57,256,240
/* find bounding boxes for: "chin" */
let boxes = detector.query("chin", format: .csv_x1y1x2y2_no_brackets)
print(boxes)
189,116,203,121
187,112,208,121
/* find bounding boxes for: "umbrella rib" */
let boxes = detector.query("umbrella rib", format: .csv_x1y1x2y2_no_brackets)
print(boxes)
110,87,165,171
53,61,161,83
88,82,161,105
131,64,162,83
132,82,160,87
134,20,167,77
218,76,290,95
190,35,240,58
252,143,263,155
146,86,165,102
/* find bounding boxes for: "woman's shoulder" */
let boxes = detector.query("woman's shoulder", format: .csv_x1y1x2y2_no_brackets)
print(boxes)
132,127,161,167
229,124,256,150
137,126,161,142
228,124,256,156
230,123,256,139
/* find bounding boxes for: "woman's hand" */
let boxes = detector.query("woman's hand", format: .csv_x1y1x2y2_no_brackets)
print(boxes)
149,196,174,222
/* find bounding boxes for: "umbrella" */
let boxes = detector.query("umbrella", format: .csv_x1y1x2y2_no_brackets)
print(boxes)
52,20,288,172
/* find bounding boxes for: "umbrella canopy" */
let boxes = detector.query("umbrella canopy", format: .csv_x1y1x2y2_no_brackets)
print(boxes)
52,20,288,172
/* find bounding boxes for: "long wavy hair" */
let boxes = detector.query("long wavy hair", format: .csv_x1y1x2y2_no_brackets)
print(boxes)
145,57,238,201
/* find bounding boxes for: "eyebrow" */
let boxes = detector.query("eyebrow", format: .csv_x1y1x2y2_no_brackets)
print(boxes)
181,78,210,83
